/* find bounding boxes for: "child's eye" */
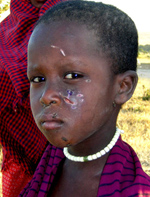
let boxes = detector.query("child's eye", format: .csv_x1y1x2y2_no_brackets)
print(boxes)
30,76,45,83
64,73,83,79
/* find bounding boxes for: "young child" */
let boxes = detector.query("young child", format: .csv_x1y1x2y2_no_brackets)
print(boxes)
19,1,150,196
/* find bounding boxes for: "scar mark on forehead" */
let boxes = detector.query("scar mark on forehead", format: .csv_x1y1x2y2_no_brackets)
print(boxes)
51,45,58,49
60,49,66,56
51,45,66,56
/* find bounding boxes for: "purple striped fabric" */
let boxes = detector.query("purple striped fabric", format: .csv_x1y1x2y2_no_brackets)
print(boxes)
19,137,150,196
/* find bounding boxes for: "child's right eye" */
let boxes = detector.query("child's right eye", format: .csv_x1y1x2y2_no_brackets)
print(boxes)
30,76,45,83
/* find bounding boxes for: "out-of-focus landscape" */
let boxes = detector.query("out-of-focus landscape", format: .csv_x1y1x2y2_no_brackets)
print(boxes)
0,0,150,196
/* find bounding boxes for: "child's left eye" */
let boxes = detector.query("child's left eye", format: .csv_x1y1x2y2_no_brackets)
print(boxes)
64,73,83,79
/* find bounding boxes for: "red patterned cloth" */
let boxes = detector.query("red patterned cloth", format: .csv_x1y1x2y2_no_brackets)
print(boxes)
2,161,32,197
0,0,62,196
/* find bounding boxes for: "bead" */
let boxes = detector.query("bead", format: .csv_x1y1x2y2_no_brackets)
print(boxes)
76,157,80,161
104,146,109,153
87,155,93,161
96,152,101,158
79,157,84,162
100,150,106,156
91,154,97,160
108,143,113,149
111,139,116,145
83,156,89,162
70,156,74,161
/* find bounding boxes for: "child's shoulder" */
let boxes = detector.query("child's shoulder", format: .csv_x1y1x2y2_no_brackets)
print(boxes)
98,137,150,196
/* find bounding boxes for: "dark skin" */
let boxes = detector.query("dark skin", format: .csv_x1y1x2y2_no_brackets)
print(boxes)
49,154,109,196
28,21,138,196
30,0,47,8
30,0,75,8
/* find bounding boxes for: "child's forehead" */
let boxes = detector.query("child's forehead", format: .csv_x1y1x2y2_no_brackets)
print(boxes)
34,21,93,41
28,21,112,75
30,21,100,57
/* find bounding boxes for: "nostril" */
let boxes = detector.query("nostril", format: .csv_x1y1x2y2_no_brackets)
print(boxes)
40,100,58,108
39,89,62,107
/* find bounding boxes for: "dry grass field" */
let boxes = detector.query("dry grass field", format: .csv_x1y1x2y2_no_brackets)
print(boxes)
138,53,150,64
118,77,150,175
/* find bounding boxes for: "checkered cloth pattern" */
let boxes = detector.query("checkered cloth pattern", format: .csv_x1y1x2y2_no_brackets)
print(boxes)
0,0,62,196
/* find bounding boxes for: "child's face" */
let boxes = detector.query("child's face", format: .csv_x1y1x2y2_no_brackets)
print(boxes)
28,22,117,148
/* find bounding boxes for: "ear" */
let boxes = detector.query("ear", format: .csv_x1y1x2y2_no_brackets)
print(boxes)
114,71,138,105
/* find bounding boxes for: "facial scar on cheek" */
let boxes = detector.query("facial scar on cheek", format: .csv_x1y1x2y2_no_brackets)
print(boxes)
59,91,76,105
61,137,68,142
51,45,66,57
63,97,75,105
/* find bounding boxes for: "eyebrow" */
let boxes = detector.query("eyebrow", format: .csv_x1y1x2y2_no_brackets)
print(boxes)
27,57,88,75
59,58,88,68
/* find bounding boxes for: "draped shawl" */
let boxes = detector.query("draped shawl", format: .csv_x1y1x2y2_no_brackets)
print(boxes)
19,138,150,196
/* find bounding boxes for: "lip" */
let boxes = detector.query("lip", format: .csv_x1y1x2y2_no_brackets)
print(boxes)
40,113,63,130
41,120,63,130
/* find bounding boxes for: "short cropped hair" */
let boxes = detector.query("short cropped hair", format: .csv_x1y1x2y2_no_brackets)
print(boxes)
36,1,138,74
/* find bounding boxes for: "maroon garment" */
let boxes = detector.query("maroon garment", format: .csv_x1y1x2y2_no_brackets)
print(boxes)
0,0,63,195
19,138,150,196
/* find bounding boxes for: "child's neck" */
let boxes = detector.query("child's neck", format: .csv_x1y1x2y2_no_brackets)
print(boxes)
67,125,116,157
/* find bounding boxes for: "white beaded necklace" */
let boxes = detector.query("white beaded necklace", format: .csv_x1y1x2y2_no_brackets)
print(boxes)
63,127,124,162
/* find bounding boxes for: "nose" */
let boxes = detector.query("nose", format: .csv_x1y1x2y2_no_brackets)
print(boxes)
40,85,61,108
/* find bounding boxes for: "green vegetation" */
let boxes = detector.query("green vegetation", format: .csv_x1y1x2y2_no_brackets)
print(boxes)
138,53,150,64
139,45,150,53
142,87,150,101
138,45,150,64
0,0,10,16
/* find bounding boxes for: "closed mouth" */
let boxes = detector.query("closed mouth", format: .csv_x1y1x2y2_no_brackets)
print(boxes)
41,119,63,131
